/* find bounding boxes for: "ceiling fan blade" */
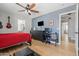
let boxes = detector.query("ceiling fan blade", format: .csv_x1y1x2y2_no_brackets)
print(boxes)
18,10,25,12
30,10,39,13
16,3,25,9
29,3,36,9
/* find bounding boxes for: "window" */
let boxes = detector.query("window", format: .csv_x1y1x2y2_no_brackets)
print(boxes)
18,19,25,32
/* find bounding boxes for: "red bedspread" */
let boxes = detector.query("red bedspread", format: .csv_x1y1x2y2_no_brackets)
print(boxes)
0,32,32,49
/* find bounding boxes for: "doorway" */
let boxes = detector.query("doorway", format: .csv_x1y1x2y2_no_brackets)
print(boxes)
59,11,76,55
61,22,68,46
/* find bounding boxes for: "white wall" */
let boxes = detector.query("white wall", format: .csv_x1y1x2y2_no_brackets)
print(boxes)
0,12,32,33
0,12,18,33
25,16,32,33
17,15,32,33
68,13,75,40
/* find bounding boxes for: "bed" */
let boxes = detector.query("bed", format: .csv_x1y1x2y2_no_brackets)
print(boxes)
0,32,32,49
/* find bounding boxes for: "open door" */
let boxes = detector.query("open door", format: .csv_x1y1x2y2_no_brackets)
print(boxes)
59,10,77,55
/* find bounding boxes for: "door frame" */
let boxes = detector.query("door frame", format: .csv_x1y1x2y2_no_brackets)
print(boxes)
59,10,78,55
59,10,76,45
75,4,78,56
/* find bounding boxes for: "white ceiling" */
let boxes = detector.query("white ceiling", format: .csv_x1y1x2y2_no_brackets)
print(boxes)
0,3,75,18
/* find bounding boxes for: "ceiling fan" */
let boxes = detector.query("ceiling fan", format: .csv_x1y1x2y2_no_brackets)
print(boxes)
16,3,39,15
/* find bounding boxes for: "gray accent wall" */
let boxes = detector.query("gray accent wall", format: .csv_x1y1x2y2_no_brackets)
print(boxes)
32,4,76,43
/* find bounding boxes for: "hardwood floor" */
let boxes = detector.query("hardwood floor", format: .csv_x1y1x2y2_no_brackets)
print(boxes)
0,38,76,56
28,39,76,56
78,50,79,56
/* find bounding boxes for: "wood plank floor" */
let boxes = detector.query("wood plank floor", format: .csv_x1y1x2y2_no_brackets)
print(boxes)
78,50,79,56
28,39,76,56
0,39,76,56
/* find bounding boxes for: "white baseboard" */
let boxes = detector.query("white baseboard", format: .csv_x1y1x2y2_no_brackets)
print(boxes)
50,41,60,46
56,42,61,46
69,37,75,40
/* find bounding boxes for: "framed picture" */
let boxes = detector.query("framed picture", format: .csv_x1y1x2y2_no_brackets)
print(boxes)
48,20,54,26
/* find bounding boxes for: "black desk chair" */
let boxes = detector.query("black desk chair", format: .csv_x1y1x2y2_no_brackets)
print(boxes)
44,28,58,46
50,32,58,46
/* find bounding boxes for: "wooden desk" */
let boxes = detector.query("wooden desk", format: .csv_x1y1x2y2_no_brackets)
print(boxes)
0,43,29,56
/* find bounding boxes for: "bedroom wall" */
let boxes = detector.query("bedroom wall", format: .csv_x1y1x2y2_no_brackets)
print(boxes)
25,16,32,33
0,12,18,33
32,4,76,43
32,5,76,31
16,15,32,33
78,4,79,49
0,12,32,33
68,13,75,40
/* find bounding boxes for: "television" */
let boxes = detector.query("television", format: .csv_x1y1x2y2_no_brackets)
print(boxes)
38,21,44,26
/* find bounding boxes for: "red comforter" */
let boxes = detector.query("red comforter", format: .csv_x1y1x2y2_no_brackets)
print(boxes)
0,32,32,49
